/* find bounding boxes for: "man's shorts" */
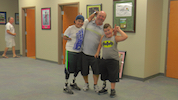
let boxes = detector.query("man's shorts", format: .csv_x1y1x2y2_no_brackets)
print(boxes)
81,52,100,76
99,59,119,82
6,38,15,48
65,51,82,74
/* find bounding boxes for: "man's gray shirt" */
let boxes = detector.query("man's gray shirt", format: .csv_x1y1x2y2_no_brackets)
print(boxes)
82,20,104,56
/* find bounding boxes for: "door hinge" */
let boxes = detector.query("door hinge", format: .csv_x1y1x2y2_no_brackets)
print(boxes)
61,55,64,59
61,11,64,15
25,13,27,16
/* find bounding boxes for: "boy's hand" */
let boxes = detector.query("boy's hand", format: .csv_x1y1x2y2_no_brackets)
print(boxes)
94,53,99,58
78,13,82,15
116,26,121,32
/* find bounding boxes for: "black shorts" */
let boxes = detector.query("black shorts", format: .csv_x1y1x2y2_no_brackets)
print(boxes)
81,52,100,76
99,59,119,82
65,51,82,74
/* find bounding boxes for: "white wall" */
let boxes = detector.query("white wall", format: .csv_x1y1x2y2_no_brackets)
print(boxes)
18,0,169,78
0,0,19,51
144,0,163,77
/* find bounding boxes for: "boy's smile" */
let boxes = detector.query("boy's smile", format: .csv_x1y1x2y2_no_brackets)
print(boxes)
75,19,84,28
104,27,113,38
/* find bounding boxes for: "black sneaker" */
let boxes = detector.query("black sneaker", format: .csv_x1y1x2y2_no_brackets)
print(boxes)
63,86,74,94
98,88,108,95
110,89,116,98
70,83,81,90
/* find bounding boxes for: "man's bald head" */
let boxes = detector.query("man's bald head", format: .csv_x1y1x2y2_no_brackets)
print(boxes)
95,11,106,25
8,17,14,24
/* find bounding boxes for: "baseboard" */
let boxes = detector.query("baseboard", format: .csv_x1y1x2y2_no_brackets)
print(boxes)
0,50,20,55
36,58,58,64
123,73,165,82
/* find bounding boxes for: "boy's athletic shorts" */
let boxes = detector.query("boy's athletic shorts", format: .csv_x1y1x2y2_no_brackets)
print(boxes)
65,51,82,74
99,59,119,82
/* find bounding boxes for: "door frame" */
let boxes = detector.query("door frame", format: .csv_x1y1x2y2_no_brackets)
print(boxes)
58,2,79,64
22,6,36,57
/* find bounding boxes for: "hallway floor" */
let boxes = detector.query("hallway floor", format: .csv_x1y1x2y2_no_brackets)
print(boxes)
0,57,178,100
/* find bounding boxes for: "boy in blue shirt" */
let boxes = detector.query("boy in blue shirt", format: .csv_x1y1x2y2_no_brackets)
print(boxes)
63,12,97,94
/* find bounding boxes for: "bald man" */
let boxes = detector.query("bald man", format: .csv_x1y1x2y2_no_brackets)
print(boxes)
2,17,19,58
81,11,107,93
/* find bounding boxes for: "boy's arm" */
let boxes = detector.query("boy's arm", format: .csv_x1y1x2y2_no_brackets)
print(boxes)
113,24,117,36
63,26,72,40
63,35,71,40
88,11,98,22
115,26,128,42
94,35,104,58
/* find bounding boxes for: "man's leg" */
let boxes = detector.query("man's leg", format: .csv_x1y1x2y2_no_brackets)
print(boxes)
2,47,9,58
83,75,88,83
93,74,99,85
83,75,89,91
93,74,100,93
12,46,19,58
12,46,16,57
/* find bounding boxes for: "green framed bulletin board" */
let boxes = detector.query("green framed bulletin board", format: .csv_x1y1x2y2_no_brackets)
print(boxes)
113,0,136,33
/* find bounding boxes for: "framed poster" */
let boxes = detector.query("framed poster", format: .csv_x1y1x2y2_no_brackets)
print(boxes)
41,8,51,30
119,51,126,78
15,13,19,25
113,0,136,33
0,12,7,25
86,3,102,18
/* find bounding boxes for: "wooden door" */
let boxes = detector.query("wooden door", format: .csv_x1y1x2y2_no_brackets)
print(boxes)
26,9,35,57
62,6,78,64
166,0,178,79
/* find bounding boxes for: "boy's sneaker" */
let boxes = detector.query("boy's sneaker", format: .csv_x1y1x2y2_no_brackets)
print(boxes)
94,85,100,93
83,83,89,91
98,88,108,95
110,89,116,98
70,83,81,90
63,86,74,94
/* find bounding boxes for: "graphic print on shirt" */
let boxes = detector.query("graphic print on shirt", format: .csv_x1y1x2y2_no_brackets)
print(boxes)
73,28,84,50
102,40,114,48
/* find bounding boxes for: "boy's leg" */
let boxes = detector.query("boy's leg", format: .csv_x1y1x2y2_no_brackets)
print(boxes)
63,51,73,94
107,59,119,98
70,70,81,90
70,53,81,90
111,82,115,89
63,69,73,94
98,81,108,94
110,82,116,98
98,59,108,94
